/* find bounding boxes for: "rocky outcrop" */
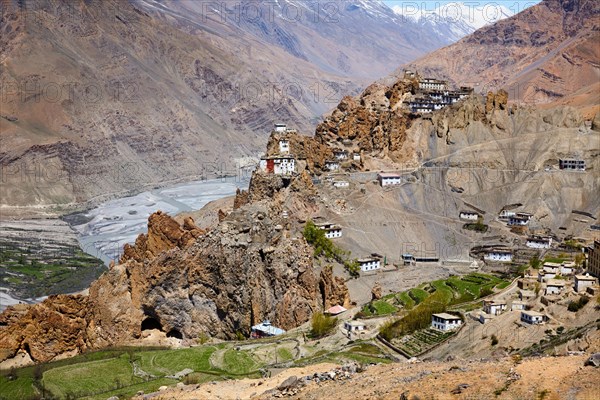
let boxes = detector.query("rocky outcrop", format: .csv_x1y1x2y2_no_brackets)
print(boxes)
120,212,204,263
592,113,600,132
0,295,88,363
315,81,415,163
0,170,350,363
319,266,351,310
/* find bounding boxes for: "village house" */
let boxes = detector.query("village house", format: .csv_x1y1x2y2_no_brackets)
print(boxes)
325,160,340,172
520,310,546,325
545,279,565,295
358,257,381,272
574,274,597,293
560,261,576,275
559,159,585,171
326,305,347,316
511,301,527,311
333,149,348,160
516,212,533,220
279,138,290,155
587,240,600,277
543,262,562,274
274,123,287,133
251,320,286,338
353,153,361,162
538,270,557,282
316,223,342,239
431,313,463,331
498,209,516,220
259,155,296,176
526,236,553,249
344,320,366,334
478,312,494,324
509,215,530,226
419,77,448,91
377,172,402,187
483,300,507,316
519,290,536,300
402,253,416,266
333,180,349,188
460,210,481,221
484,249,513,262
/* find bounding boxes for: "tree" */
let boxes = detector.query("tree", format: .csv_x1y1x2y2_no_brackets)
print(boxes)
310,312,337,338
534,282,541,297
530,254,541,269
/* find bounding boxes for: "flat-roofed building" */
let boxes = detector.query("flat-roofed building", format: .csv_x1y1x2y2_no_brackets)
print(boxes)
358,258,381,272
377,173,402,187
574,274,597,292
431,313,463,331
521,310,546,325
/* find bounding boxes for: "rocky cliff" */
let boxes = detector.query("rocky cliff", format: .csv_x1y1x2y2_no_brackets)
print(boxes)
401,0,600,118
0,172,350,363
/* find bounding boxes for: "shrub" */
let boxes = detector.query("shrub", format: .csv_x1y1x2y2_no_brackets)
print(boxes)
491,334,499,346
310,312,337,338
567,296,589,312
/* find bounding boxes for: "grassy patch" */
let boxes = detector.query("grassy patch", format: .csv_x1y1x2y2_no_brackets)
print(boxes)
221,349,261,375
43,354,140,398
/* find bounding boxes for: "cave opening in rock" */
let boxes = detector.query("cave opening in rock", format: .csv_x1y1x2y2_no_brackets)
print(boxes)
22,342,32,358
141,316,163,331
166,329,183,339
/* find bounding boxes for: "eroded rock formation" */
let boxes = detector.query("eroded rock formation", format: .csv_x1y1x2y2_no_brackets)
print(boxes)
0,171,350,363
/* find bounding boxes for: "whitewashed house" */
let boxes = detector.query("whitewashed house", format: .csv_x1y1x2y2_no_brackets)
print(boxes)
377,173,402,187
483,300,507,316
259,156,296,176
274,123,287,133
460,211,481,221
521,310,546,325
431,313,463,331
538,270,556,282
543,262,561,275
279,138,290,155
333,180,349,188
511,301,527,311
574,274,597,293
344,320,366,333
526,236,552,249
545,280,565,295
316,223,342,239
333,150,348,160
325,160,340,172
509,215,530,226
499,209,516,220
353,153,361,162
484,249,513,262
358,258,381,272
560,261,576,275
419,78,448,91
559,159,585,171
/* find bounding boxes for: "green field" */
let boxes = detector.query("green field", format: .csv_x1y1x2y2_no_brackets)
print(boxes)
0,344,265,400
0,239,105,299
377,273,508,341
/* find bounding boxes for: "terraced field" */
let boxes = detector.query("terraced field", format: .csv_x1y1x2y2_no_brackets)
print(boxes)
361,273,508,318
377,274,509,342
392,329,455,357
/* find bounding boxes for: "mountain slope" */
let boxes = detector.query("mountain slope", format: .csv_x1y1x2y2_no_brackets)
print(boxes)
0,0,454,214
400,0,600,118
392,1,515,42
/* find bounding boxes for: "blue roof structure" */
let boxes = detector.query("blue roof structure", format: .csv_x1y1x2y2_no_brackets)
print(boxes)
251,320,285,336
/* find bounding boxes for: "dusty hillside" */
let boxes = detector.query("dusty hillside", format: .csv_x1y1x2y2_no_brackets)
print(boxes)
401,0,600,118
140,329,600,400
0,0,453,215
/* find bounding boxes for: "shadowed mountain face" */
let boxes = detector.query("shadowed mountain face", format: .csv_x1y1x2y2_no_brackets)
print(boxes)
401,0,600,118
0,0,453,214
